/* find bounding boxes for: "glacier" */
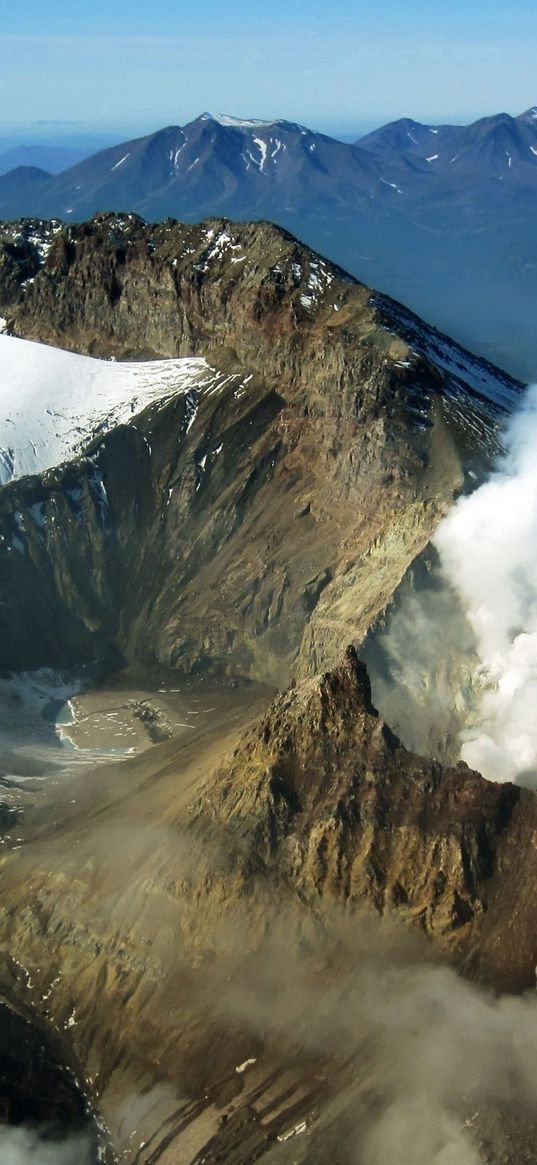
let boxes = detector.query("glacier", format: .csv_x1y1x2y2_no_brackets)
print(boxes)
0,334,226,484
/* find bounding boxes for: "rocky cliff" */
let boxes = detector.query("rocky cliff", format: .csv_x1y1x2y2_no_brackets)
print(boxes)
0,215,533,1163
0,214,521,686
1,651,537,1162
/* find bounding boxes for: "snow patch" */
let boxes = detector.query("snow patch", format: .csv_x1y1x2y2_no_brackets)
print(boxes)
372,294,521,415
169,143,186,170
0,335,231,484
380,177,403,194
277,1121,308,1142
205,113,275,128
253,137,268,171
111,153,130,171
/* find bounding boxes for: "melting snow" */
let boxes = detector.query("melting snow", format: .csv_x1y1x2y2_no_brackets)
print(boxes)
380,177,403,194
372,294,522,416
0,335,235,484
245,149,261,170
192,227,244,272
277,1121,308,1142
204,230,242,262
169,143,186,170
111,153,130,171
184,391,199,434
253,137,268,171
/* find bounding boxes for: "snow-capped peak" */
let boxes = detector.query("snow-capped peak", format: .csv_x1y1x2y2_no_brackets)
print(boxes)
200,112,276,129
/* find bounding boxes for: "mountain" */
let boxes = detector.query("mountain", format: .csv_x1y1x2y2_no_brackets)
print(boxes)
0,113,381,222
2,647,537,1163
357,107,537,174
355,108,537,221
0,212,519,682
356,115,458,153
0,165,52,205
0,110,536,381
0,144,86,177
9,108,537,226
0,213,534,1162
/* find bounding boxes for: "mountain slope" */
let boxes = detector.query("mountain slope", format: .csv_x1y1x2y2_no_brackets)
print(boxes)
357,107,537,183
0,216,534,1164
0,115,381,223
2,650,537,1162
0,333,236,484
0,214,520,688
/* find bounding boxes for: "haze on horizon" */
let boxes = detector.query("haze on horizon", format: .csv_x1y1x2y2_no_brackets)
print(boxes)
1,0,537,143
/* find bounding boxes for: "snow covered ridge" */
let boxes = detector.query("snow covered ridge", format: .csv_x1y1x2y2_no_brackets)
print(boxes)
372,293,523,412
200,112,278,129
0,335,245,485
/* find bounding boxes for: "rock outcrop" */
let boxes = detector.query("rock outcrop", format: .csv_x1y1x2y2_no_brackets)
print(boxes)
193,647,531,989
1,653,537,1161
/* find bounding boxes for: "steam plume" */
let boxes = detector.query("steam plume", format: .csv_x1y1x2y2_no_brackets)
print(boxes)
435,385,537,784
0,1126,94,1165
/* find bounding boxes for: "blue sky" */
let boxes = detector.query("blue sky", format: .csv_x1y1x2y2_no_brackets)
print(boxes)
2,0,537,138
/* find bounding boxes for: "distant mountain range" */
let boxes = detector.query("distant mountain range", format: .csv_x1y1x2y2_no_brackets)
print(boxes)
0,144,87,177
1,109,537,379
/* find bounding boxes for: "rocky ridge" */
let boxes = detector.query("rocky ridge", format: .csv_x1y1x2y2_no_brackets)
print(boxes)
0,215,533,1162
1,109,537,379
0,214,521,686
1,651,537,1162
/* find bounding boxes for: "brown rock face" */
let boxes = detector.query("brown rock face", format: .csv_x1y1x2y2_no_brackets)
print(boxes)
0,215,518,686
194,648,525,976
0,217,532,1162
1,653,537,1162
